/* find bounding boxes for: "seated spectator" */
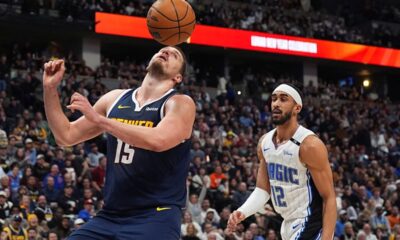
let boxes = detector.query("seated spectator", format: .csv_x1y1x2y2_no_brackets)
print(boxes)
33,154,50,181
57,185,78,215
50,216,71,240
91,156,106,193
0,191,12,221
42,177,59,205
182,222,201,240
34,195,53,224
3,214,27,239
87,143,104,168
387,206,400,230
340,222,356,240
77,199,95,222
43,165,64,191
181,211,202,238
370,206,390,236
357,223,377,240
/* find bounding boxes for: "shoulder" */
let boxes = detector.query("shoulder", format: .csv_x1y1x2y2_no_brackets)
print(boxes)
257,133,268,147
300,135,326,152
299,135,328,166
100,89,127,102
165,94,196,111
168,94,195,105
95,89,128,114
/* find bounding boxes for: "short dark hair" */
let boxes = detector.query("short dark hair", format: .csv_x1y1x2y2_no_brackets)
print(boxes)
171,46,187,79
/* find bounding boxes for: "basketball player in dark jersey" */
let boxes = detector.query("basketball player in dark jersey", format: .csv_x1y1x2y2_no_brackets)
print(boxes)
43,46,195,239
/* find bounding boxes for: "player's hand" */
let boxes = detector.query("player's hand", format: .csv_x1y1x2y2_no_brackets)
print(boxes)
67,92,100,123
43,59,65,89
226,210,245,233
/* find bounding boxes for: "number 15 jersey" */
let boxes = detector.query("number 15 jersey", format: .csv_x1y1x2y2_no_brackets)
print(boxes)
104,88,191,213
261,126,323,237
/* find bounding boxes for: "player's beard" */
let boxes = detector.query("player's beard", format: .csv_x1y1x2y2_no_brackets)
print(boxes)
147,60,169,79
272,111,292,125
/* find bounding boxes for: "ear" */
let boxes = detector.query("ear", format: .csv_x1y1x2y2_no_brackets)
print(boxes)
172,74,183,85
295,104,302,114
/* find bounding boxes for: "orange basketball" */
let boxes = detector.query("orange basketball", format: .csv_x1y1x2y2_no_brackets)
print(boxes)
146,0,196,46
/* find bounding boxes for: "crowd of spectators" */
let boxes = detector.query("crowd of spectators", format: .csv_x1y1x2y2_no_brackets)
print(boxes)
3,0,400,48
0,40,399,240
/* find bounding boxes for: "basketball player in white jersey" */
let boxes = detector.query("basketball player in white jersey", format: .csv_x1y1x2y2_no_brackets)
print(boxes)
227,84,336,239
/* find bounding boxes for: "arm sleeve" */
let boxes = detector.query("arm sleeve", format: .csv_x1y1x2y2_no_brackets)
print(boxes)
237,187,270,218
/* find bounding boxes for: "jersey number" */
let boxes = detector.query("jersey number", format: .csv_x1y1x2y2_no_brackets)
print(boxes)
114,139,135,164
271,186,287,207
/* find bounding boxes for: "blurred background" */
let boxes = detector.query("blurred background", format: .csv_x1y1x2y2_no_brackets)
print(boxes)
0,0,399,239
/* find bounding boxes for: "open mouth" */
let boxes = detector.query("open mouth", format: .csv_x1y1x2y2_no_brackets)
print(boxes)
158,55,167,61
272,110,282,115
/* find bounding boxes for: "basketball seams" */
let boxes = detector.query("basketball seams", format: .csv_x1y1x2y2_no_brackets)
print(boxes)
157,32,192,45
170,0,181,42
179,5,189,21
151,6,179,22
147,0,196,45
147,19,196,29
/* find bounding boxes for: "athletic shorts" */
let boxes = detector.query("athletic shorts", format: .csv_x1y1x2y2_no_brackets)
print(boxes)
280,217,322,240
68,206,181,240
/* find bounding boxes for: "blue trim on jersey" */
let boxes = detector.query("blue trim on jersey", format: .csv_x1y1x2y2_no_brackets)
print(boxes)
314,229,322,240
295,171,312,240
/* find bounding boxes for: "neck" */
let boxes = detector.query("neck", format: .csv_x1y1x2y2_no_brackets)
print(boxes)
275,119,299,143
138,74,174,102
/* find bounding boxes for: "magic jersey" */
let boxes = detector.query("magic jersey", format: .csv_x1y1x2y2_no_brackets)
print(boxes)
261,125,323,239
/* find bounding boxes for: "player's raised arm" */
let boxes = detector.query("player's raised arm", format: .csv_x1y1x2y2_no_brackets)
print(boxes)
300,135,336,240
43,59,122,146
227,134,271,232
90,94,196,152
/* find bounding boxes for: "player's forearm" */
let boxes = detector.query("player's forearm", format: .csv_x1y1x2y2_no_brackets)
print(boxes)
43,86,71,145
321,195,337,240
98,116,174,152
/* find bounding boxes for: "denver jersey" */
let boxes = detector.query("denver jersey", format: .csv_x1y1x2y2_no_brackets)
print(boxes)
103,88,191,213
261,125,323,239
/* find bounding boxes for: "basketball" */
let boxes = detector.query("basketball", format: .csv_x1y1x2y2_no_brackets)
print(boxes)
146,0,196,46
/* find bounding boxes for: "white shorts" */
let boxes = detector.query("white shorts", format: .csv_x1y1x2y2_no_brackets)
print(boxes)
280,218,322,240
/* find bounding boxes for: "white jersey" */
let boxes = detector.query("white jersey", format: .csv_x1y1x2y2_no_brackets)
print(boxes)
261,125,323,240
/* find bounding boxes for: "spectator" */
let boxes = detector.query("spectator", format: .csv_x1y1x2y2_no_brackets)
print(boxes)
182,222,201,240
57,185,78,215
33,155,50,181
87,143,104,168
72,218,84,232
3,214,27,239
357,223,377,240
91,156,106,193
0,191,13,220
43,165,64,191
27,227,41,240
200,199,220,225
181,211,203,238
387,206,400,230
265,229,278,240
231,182,250,210
209,166,227,190
248,223,265,240
186,177,208,224
42,176,59,205
370,206,390,236
340,222,356,240
27,214,46,238
51,216,71,239
77,199,95,222
34,195,53,224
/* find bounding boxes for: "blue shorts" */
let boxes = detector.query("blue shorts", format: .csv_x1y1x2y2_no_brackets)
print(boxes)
68,206,181,240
